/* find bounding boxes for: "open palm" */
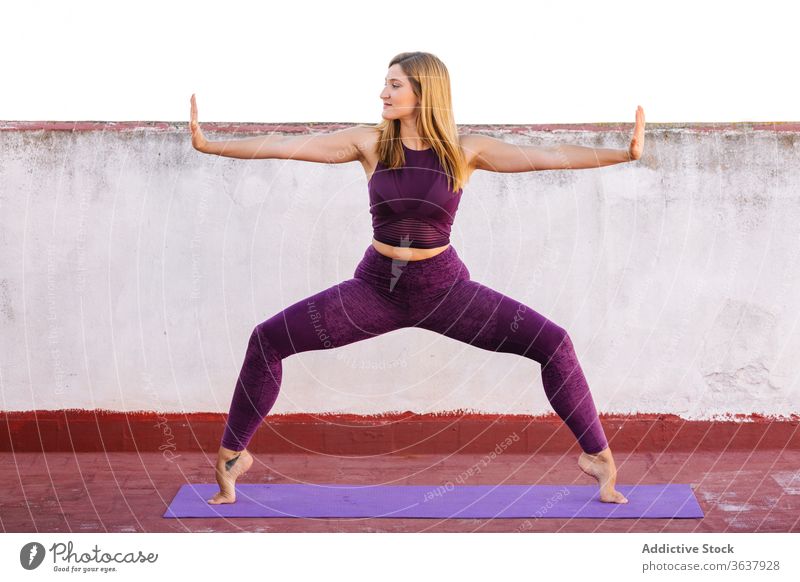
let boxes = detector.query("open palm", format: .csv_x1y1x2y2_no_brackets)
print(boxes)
189,94,208,152
629,105,645,160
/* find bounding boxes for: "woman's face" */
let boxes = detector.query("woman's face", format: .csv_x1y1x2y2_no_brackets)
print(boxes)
380,64,418,120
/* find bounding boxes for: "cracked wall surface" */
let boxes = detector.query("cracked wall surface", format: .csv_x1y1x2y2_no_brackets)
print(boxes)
0,123,798,417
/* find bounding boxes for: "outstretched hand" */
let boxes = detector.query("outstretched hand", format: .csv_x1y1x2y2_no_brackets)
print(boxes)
628,105,645,161
190,94,209,153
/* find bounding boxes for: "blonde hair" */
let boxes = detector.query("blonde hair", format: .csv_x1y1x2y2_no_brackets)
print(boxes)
362,51,468,194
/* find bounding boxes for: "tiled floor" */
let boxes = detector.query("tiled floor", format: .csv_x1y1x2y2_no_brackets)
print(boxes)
1,450,798,532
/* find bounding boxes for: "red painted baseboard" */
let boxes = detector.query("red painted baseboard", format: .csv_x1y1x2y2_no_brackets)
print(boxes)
1,410,798,454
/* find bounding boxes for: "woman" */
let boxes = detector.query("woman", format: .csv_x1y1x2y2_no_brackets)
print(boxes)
189,51,645,506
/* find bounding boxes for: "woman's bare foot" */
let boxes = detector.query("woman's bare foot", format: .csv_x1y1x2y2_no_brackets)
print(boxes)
207,446,254,504
578,446,629,504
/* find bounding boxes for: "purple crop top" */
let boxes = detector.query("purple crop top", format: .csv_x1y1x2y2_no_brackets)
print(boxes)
368,143,463,249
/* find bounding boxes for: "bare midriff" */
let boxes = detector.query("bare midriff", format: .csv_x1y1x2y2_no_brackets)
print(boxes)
371,237,449,261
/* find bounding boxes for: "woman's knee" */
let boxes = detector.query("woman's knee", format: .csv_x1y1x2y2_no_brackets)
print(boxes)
540,324,570,360
248,322,284,362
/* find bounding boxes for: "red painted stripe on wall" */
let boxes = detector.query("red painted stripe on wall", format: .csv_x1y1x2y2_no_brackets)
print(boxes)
1,410,797,453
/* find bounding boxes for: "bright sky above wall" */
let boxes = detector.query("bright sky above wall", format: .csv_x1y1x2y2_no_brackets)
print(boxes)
3,0,797,125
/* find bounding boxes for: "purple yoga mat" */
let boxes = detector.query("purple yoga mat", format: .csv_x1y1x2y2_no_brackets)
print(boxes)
163,483,704,519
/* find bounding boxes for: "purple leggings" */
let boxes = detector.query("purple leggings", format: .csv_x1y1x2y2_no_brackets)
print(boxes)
221,244,609,454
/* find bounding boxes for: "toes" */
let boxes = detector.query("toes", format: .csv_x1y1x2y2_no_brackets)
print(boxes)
598,488,629,504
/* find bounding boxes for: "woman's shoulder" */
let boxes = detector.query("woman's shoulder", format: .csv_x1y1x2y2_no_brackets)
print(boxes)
351,124,382,156
456,132,478,151
456,132,480,170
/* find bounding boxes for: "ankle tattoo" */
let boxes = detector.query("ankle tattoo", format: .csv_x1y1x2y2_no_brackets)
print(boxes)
225,453,242,471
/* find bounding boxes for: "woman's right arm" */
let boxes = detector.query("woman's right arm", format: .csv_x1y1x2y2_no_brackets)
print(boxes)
190,94,365,163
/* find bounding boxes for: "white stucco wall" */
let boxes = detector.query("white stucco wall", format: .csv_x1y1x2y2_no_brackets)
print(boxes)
1,123,798,419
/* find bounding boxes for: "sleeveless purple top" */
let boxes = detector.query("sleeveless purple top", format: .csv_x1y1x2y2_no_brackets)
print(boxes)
368,143,463,249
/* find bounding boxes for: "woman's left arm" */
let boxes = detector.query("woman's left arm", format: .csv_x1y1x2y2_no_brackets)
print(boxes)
467,105,645,172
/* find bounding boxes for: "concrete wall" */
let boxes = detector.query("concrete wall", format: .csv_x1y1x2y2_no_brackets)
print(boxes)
1,121,798,419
